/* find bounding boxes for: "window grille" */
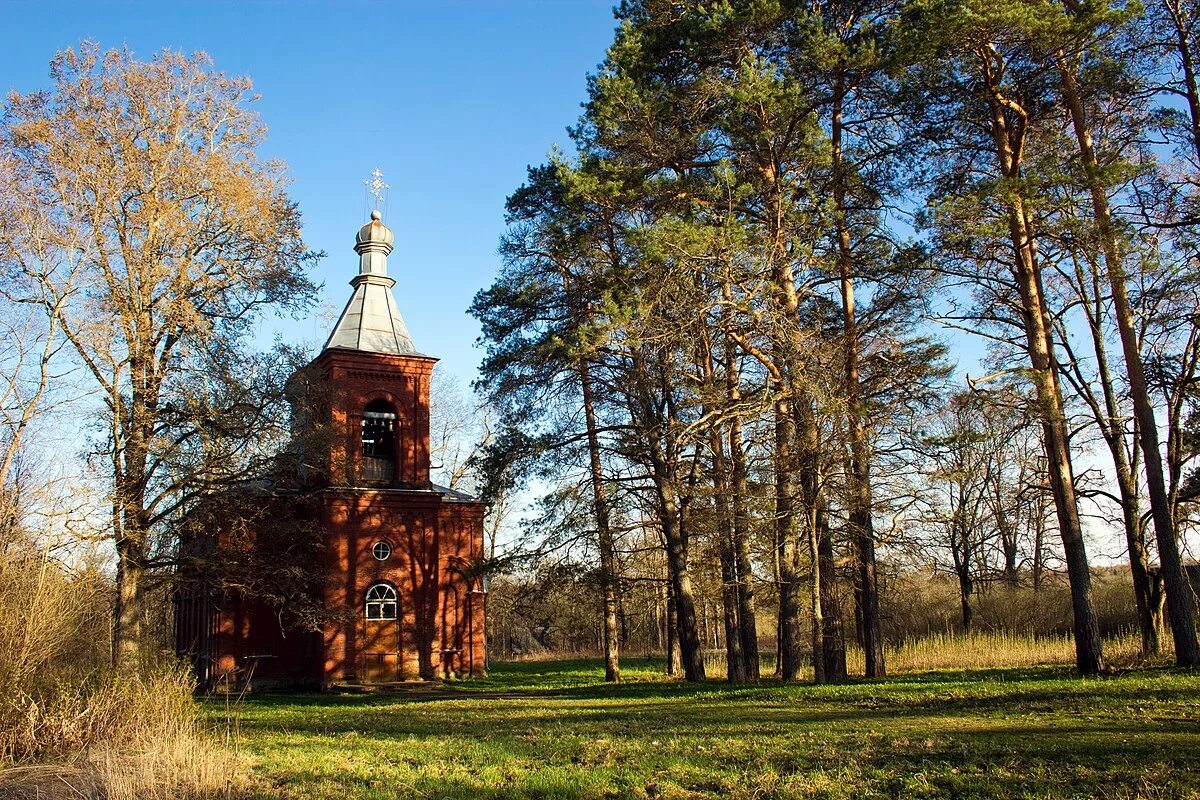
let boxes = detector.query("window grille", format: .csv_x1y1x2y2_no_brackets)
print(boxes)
365,583,397,620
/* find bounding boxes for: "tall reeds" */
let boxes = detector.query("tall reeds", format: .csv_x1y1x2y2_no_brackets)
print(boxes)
0,543,246,798
699,629,1160,680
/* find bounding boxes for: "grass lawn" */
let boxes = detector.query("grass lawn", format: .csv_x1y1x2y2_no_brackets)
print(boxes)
217,659,1200,800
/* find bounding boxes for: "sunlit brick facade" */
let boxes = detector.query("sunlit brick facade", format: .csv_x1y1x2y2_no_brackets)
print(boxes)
175,210,486,687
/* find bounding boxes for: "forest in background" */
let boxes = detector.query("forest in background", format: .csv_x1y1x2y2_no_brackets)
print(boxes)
472,0,1200,682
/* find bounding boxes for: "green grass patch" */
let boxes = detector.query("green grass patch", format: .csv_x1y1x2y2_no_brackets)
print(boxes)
213,659,1200,799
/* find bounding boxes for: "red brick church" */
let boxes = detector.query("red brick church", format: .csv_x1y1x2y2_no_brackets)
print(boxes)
174,208,487,687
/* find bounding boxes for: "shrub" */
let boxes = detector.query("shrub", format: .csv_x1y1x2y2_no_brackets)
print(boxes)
0,544,246,799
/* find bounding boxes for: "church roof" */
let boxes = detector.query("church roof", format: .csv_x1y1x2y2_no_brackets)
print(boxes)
432,482,482,503
323,210,425,356
324,276,420,354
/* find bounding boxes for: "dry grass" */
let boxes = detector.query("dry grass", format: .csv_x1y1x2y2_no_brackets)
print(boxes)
87,672,247,800
850,629,1155,673
1,672,247,799
0,546,109,751
700,629,1161,679
0,543,248,799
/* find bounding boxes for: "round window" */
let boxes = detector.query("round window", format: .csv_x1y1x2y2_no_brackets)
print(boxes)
372,541,392,561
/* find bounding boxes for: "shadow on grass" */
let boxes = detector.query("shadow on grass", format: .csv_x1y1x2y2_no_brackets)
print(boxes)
223,660,1200,739
225,658,1200,709
228,659,1200,800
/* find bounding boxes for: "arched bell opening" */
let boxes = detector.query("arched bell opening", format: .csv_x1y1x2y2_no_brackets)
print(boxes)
360,399,398,484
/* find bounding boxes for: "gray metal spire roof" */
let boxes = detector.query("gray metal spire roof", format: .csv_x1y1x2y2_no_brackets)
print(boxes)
323,210,422,356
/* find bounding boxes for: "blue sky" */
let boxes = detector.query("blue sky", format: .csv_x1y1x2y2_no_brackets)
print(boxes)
1,1,620,385
2,2,1139,560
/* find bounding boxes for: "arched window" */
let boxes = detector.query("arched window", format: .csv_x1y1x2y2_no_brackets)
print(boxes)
361,399,397,483
365,583,397,620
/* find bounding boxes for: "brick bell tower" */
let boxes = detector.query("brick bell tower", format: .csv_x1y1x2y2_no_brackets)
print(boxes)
311,206,486,684
317,208,436,488
175,200,486,689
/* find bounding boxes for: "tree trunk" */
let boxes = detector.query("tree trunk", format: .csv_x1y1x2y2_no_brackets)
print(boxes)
993,478,1020,588
950,500,977,633
702,600,712,650
112,534,144,671
654,584,665,654
1114,464,1159,655
806,501,824,686
817,500,847,681
1032,488,1047,593
579,359,622,682
666,580,683,676
630,349,705,681
1070,242,1159,654
957,561,974,633
112,414,150,671
662,488,704,680
725,311,760,681
731,432,760,681
981,48,1105,673
1010,202,1105,674
832,82,885,679
701,330,746,681
1057,58,1199,666
713,426,747,682
775,395,805,682
757,153,808,683
798,399,825,684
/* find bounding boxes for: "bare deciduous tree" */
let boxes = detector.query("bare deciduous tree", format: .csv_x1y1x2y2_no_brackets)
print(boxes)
0,42,317,669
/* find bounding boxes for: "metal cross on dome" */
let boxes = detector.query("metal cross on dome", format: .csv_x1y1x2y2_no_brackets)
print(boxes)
364,168,389,205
